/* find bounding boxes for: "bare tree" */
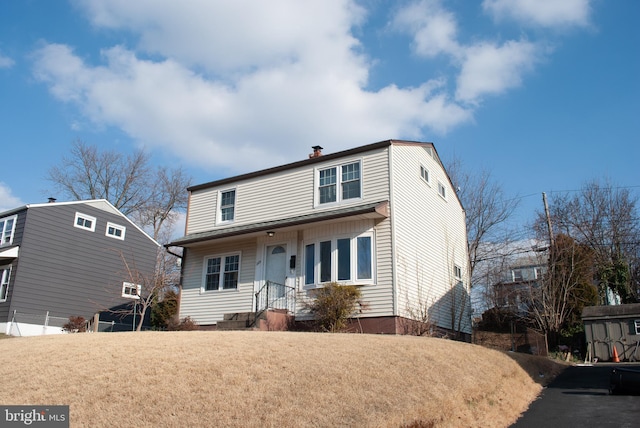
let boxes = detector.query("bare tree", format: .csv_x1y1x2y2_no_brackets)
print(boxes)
47,140,191,241
539,180,640,303
446,157,520,280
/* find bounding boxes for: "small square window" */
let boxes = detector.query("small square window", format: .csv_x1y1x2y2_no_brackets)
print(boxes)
74,212,96,232
106,222,126,240
122,282,141,299
420,165,429,183
438,181,447,199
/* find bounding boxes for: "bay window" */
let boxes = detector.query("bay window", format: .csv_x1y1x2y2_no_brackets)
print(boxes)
304,233,374,286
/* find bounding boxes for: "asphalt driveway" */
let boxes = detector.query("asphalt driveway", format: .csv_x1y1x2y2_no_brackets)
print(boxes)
511,364,640,428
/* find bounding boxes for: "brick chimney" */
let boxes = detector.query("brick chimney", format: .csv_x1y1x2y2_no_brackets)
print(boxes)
309,146,323,158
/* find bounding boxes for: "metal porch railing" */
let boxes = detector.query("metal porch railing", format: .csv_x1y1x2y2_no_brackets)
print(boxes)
255,280,296,319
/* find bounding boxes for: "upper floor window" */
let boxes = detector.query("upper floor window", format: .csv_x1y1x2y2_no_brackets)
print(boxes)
0,215,17,246
316,161,361,206
74,212,96,232
437,181,447,199
122,282,141,299
106,222,126,240
635,320,640,335
420,165,430,184
203,253,240,291
304,233,373,287
218,189,236,223
454,265,462,280
512,269,523,282
0,265,10,301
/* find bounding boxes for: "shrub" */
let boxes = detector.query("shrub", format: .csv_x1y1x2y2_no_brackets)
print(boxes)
150,290,179,329
167,316,199,331
305,282,366,332
63,316,87,333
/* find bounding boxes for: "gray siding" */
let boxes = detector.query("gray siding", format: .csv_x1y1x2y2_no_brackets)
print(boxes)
3,203,158,321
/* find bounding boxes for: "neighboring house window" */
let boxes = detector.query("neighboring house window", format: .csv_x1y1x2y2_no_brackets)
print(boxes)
512,269,523,282
420,165,430,184
437,181,447,199
316,161,361,205
0,215,17,246
635,320,640,335
74,212,96,232
304,233,373,286
0,266,10,301
203,253,240,291
122,282,141,299
454,265,462,280
218,189,236,223
106,222,126,240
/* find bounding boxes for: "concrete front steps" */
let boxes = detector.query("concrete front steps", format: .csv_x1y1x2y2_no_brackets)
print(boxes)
216,309,294,331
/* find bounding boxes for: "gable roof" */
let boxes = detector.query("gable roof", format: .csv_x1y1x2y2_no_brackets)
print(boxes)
188,139,441,192
0,199,159,247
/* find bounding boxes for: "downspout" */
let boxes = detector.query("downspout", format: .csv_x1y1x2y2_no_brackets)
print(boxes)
388,145,399,320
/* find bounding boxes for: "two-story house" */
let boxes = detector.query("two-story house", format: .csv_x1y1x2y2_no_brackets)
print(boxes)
0,199,159,335
168,140,471,336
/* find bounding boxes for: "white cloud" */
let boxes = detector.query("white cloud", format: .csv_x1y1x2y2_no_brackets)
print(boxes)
456,40,542,104
0,183,24,212
391,0,461,58
32,1,473,173
0,52,15,69
482,0,591,28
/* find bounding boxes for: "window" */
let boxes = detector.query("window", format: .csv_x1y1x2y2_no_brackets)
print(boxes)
122,282,141,299
0,215,17,246
304,233,374,286
512,269,523,282
437,181,447,199
105,222,126,240
74,212,96,232
218,189,236,223
204,253,240,291
0,266,10,301
454,265,462,280
316,161,361,205
635,320,640,335
420,165,430,184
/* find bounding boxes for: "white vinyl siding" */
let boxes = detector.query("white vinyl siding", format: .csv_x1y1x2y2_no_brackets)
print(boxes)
186,148,390,235
390,144,471,334
179,240,256,324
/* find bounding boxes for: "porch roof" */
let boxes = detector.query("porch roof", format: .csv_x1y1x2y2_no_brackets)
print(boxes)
0,245,19,261
167,200,389,248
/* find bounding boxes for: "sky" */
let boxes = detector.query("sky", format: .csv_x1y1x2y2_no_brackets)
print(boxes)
1,0,638,239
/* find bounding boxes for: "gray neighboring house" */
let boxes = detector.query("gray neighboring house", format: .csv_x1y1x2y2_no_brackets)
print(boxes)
582,304,640,362
0,199,159,336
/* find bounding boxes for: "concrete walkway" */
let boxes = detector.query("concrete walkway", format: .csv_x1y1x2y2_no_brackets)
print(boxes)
511,364,640,428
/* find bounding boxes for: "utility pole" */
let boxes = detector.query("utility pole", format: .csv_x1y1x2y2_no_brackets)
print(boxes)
542,192,554,248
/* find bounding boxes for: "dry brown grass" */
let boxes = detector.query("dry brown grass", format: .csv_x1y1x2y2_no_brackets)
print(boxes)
0,331,565,427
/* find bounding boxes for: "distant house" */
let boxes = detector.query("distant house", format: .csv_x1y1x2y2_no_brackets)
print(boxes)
0,199,159,336
168,140,471,337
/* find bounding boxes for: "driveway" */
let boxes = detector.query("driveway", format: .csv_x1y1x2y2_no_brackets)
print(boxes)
511,364,640,428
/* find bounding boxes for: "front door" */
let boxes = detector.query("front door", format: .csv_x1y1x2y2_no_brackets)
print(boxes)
265,245,287,298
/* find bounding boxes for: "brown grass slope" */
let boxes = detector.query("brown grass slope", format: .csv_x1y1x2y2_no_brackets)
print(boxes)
0,332,564,427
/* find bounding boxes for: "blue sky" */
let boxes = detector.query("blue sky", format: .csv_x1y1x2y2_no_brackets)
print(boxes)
1,0,638,238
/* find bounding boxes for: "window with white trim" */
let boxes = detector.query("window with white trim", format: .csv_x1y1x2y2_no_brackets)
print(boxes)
74,212,96,232
635,320,640,335
106,222,126,240
0,265,10,301
420,165,430,184
203,253,240,291
304,233,373,286
316,161,361,205
218,189,236,223
122,282,141,299
437,181,447,199
0,215,17,246
454,265,462,280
